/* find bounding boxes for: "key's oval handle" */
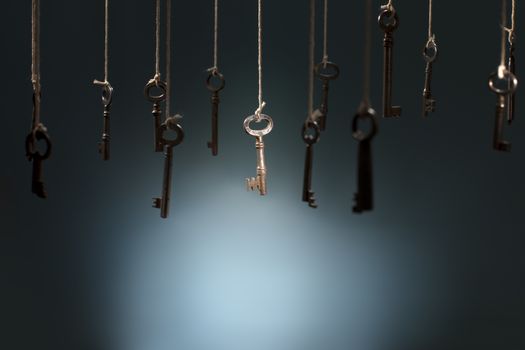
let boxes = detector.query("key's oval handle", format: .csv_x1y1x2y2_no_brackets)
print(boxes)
423,39,438,63
160,116,185,147
144,79,168,103
378,8,399,32
315,61,340,80
352,106,378,142
25,124,52,160
302,120,321,145
489,70,518,95
244,114,273,137
94,80,114,106
206,71,226,92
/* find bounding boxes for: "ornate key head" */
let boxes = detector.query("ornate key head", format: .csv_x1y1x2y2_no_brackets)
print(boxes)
25,123,52,162
206,70,226,93
94,80,114,107
423,39,438,63
302,119,321,146
315,61,340,82
352,104,378,142
159,115,185,148
489,69,518,96
144,79,168,103
378,7,399,33
243,114,273,137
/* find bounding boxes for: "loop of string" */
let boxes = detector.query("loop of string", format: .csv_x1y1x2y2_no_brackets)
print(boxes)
381,0,394,12
362,0,372,106
207,0,219,75
499,0,509,77
254,0,266,120
31,0,41,126
322,0,328,67
504,0,516,44
306,0,315,123
165,0,172,119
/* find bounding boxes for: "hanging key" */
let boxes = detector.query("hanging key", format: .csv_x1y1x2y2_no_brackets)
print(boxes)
25,124,52,199
422,38,438,117
352,104,378,213
378,7,402,118
93,80,113,160
301,118,321,208
508,36,516,124
144,79,167,153
489,69,518,152
244,114,273,196
206,71,225,156
152,116,184,219
314,61,340,130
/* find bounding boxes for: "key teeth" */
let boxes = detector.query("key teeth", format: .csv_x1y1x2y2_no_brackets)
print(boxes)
152,197,162,209
32,181,47,199
307,191,318,209
246,177,258,191
496,142,512,152
391,106,402,117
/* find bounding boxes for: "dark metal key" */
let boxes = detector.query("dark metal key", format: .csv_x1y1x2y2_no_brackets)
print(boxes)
489,70,518,152
352,104,378,213
144,79,167,153
206,71,225,156
152,116,184,219
378,8,402,118
422,39,438,117
315,62,340,131
301,119,321,208
508,38,516,124
25,124,52,199
93,80,113,160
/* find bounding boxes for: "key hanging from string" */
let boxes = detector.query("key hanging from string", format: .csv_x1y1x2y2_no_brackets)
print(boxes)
301,0,321,208
489,0,518,152
313,0,339,131
352,0,378,214
25,0,52,199
206,0,225,156
244,0,273,196
378,0,402,118
93,0,113,161
422,0,438,117
505,0,517,124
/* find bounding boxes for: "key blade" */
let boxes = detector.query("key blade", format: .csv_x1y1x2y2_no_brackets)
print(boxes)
152,197,162,209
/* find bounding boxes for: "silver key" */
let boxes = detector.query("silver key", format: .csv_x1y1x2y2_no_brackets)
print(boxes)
244,114,273,196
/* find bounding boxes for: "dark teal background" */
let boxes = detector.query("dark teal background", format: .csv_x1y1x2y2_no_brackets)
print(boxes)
1,1,525,350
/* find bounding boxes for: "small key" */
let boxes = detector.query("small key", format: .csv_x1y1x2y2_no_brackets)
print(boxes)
422,39,438,117
378,7,402,118
508,40,516,124
94,80,113,160
301,119,321,208
315,62,340,131
206,71,225,156
152,116,184,219
25,124,52,199
352,103,378,213
244,114,274,196
489,70,518,152
144,79,168,153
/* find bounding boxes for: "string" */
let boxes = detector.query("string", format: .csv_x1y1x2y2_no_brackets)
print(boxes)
427,0,433,41
381,0,394,12
322,0,328,67
362,0,371,105
307,0,315,122
154,0,161,81
165,0,172,119
31,0,41,126
254,0,266,119
207,0,219,73
504,0,516,43
104,0,109,82
499,0,508,77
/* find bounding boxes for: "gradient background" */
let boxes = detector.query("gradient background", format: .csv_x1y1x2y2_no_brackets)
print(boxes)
1,1,525,350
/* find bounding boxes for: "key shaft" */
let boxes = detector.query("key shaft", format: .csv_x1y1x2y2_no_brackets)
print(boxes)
207,91,220,156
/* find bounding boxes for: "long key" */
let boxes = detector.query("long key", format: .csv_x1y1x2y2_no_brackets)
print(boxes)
244,114,273,196
25,125,52,199
94,80,113,160
508,41,516,124
422,39,438,117
152,117,184,219
315,62,340,131
379,8,402,118
144,79,167,153
489,70,517,152
206,72,225,156
352,104,378,213
302,120,321,208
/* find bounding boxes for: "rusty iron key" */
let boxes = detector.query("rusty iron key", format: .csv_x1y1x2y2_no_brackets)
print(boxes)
314,62,340,130
144,79,167,153
422,39,438,117
301,119,321,208
352,104,378,213
244,114,273,196
152,116,184,219
93,80,113,160
489,70,518,152
25,123,52,199
378,7,402,118
508,37,516,124
206,71,225,156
